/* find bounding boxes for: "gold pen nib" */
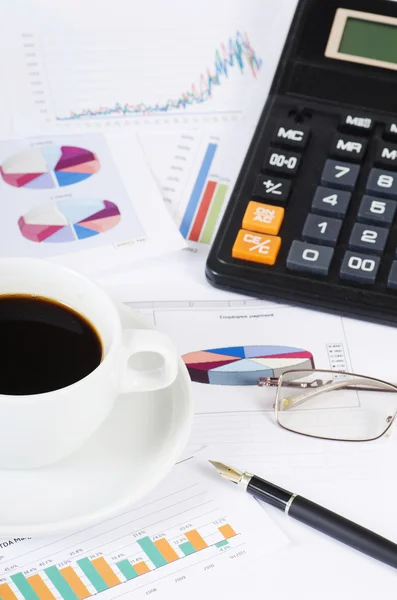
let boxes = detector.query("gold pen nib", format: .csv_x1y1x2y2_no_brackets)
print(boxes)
209,460,244,484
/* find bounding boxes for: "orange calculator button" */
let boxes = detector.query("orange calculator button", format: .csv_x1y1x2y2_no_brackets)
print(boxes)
232,229,281,265
242,201,284,235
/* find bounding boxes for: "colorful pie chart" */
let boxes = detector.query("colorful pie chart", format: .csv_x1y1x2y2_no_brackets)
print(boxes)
18,199,121,243
182,345,315,385
0,144,100,189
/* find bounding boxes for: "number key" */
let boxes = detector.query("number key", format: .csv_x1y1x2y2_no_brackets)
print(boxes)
366,168,397,198
357,195,397,226
263,148,301,176
311,186,351,218
321,159,360,190
286,240,334,276
348,223,388,255
340,251,380,285
302,214,342,246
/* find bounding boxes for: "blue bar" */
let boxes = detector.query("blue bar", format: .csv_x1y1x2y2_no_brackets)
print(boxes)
179,143,217,238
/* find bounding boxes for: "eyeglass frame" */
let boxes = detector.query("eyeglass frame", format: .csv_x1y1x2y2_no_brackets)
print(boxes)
257,367,397,443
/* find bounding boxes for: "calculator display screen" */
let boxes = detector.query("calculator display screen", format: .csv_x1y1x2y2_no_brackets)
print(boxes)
325,8,397,72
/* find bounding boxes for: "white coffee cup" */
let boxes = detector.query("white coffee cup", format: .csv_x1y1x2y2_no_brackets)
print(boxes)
0,257,179,470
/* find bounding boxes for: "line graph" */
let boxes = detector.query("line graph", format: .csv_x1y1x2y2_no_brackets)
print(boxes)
56,32,262,121
7,21,268,131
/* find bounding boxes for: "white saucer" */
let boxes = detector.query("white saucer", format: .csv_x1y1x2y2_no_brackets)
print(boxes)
0,303,193,537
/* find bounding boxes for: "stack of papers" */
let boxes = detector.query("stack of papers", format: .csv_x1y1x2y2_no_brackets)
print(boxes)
1,0,397,596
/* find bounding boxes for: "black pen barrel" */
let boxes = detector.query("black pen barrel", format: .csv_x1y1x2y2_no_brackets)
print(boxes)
288,495,397,569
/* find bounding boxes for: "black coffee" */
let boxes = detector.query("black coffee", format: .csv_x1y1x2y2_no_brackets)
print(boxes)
0,295,102,395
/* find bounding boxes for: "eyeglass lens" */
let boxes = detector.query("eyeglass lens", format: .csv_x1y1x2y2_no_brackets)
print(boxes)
276,370,397,441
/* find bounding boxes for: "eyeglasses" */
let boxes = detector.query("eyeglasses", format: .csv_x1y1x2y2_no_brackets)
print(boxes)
258,369,397,442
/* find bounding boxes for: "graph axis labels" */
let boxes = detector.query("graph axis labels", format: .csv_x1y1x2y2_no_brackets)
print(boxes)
0,144,101,190
182,346,315,385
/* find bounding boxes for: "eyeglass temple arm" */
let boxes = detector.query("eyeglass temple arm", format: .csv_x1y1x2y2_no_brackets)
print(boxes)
260,377,391,410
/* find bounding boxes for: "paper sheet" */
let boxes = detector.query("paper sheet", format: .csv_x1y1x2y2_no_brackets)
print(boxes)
0,452,289,600
117,300,397,591
0,132,185,275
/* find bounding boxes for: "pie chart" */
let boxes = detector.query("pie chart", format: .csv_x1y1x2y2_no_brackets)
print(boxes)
18,199,121,243
182,345,315,385
0,144,100,189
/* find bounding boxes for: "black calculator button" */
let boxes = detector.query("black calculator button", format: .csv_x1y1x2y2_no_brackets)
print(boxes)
263,149,301,176
340,251,380,285
252,174,291,204
302,214,342,246
366,168,397,198
286,240,334,276
311,186,351,218
387,261,397,290
348,223,388,255
374,143,397,169
339,113,373,134
321,159,360,190
272,123,310,149
384,122,397,141
357,195,397,226
329,134,367,162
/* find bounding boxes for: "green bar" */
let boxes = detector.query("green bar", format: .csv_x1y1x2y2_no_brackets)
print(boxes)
215,540,229,548
137,537,167,568
116,560,138,580
76,558,108,592
44,566,79,600
199,183,228,244
179,542,196,556
10,574,40,600
339,18,397,64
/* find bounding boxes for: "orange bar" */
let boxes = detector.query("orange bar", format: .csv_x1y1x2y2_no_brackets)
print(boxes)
27,575,56,600
185,529,207,551
60,567,90,599
153,538,179,562
90,558,120,587
218,524,237,539
0,584,18,600
134,562,150,575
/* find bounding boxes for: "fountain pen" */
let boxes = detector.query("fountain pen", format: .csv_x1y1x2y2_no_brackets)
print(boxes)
209,460,397,569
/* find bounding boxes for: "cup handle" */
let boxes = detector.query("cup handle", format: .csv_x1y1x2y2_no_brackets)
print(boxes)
119,328,179,394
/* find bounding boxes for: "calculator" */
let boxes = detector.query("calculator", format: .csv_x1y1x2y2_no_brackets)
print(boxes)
206,0,397,325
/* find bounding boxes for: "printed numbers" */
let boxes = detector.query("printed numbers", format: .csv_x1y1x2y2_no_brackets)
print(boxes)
347,256,376,272
269,152,297,170
377,174,394,188
302,248,319,262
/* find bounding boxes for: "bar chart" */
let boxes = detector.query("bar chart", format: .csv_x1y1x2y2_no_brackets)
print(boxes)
179,141,229,243
0,485,240,600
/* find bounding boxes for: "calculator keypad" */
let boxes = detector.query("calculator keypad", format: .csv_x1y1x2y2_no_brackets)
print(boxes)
229,107,397,293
